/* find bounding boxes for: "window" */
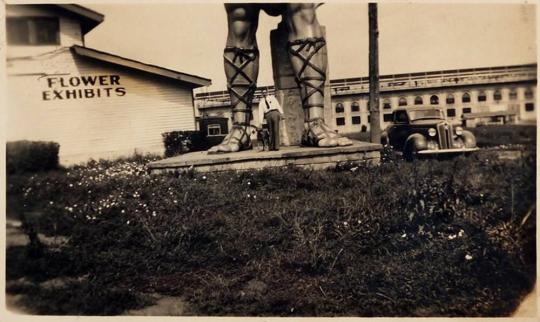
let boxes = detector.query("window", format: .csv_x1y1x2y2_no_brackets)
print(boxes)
493,89,502,101
509,89,518,100
446,94,455,104
447,108,456,117
383,99,391,110
414,96,423,105
462,93,471,103
462,107,472,114
525,88,534,99
361,125,368,132
525,103,535,111
430,95,439,105
207,124,222,136
398,97,407,106
352,116,361,124
336,117,345,126
478,91,486,102
335,103,344,113
383,113,393,122
368,115,371,123
351,102,360,112
7,17,60,45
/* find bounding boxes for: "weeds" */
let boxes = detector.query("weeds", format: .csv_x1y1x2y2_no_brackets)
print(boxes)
5,150,536,316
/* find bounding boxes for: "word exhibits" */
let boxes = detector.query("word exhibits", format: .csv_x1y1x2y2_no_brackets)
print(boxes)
42,75,126,100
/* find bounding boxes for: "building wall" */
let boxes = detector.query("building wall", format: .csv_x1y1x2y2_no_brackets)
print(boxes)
330,84,537,134
6,5,84,58
7,49,196,164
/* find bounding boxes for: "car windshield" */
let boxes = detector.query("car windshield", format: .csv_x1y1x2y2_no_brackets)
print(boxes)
408,109,444,121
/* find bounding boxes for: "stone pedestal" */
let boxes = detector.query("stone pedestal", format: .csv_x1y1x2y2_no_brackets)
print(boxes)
270,21,332,146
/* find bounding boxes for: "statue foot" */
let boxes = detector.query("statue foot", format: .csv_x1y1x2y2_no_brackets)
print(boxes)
208,125,252,154
302,119,353,147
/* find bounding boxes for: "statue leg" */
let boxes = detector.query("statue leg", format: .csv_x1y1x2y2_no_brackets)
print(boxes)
285,3,352,147
209,4,260,154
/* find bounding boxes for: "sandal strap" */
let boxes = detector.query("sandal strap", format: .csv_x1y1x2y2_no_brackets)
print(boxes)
224,47,259,125
287,38,327,111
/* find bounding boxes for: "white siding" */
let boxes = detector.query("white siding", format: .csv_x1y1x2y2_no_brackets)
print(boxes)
7,50,196,164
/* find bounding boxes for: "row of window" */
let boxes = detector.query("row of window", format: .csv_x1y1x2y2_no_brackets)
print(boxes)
335,88,535,113
335,103,535,126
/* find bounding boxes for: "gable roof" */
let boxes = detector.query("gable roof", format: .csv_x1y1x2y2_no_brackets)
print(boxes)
71,45,211,88
54,4,104,34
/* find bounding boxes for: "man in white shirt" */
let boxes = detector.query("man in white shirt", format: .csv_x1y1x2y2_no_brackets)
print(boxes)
258,89,284,151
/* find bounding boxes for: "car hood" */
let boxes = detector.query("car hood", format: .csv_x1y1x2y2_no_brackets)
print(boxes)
409,119,446,126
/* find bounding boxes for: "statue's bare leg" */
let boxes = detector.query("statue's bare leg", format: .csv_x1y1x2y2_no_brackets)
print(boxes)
209,4,260,154
285,3,352,147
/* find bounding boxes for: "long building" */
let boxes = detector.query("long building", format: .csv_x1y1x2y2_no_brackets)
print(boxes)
195,63,536,138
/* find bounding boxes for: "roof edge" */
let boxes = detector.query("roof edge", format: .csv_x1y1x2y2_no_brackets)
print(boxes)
71,45,211,88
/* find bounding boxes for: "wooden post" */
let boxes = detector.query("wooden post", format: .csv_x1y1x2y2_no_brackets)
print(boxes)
368,3,381,144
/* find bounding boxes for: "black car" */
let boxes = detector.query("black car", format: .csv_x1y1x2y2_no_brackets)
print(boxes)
382,107,478,161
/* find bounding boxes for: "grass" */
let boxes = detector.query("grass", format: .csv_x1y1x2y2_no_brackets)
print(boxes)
5,148,536,316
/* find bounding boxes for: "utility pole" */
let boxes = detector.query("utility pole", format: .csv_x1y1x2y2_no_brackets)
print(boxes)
368,3,381,144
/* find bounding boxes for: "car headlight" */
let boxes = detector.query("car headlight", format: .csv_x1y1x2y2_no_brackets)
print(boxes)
428,128,437,137
455,126,463,135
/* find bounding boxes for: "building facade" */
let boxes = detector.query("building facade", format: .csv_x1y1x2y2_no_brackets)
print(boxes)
5,4,210,164
195,64,536,138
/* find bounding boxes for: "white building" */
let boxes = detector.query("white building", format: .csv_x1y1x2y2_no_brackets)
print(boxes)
5,4,210,164
195,64,536,138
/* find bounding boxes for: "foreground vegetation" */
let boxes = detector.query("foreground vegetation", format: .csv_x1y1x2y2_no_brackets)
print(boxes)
6,149,535,316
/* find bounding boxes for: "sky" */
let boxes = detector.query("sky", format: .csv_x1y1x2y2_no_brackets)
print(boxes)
84,2,537,93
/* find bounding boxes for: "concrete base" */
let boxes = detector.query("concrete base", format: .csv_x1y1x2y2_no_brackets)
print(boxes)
148,141,382,174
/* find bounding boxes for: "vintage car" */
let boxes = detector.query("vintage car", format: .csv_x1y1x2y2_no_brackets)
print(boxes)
381,107,478,161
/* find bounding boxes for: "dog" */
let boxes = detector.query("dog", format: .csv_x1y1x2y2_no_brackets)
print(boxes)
256,127,270,151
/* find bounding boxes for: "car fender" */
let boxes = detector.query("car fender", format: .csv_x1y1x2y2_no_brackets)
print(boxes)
460,130,477,148
381,131,389,146
405,133,427,152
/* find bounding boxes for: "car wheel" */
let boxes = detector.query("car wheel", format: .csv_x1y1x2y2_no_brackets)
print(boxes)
404,145,418,162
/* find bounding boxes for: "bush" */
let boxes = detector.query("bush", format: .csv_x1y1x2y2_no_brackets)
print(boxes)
162,131,206,157
468,125,536,148
6,141,60,174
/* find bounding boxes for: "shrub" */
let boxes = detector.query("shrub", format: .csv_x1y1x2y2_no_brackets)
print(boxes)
469,125,536,148
6,141,60,174
162,131,206,157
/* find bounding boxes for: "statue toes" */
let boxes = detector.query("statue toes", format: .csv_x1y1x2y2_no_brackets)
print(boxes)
318,138,339,147
338,137,353,146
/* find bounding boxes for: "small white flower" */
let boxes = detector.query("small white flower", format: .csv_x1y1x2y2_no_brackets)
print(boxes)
343,221,348,226
401,233,407,238
121,210,125,214
202,176,207,180
465,254,473,260
448,234,457,240
247,194,251,198
152,211,157,217
69,183,73,187
49,201,54,205
458,229,465,237
126,220,130,225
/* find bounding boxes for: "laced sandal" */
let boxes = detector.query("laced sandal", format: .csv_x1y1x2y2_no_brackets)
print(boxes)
208,125,252,154
224,46,259,125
